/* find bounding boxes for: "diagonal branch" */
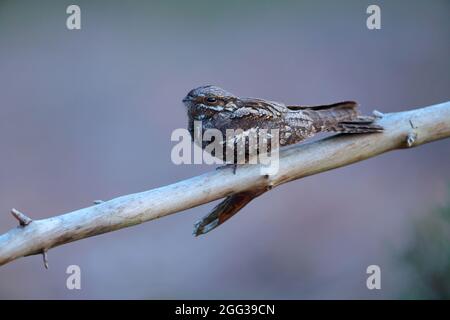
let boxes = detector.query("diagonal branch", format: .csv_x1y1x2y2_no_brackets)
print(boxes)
1,101,449,267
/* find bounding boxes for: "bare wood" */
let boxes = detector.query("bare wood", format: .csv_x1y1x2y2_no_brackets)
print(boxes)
42,249,49,269
0,101,449,266
10,209,33,227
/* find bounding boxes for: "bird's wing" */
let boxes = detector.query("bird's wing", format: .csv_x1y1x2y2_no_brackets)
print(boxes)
286,101,357,111
235,98,286,118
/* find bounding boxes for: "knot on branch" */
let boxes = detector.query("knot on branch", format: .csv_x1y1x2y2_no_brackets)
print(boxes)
406,132,418,147
264,174,275,191
406,119,418,147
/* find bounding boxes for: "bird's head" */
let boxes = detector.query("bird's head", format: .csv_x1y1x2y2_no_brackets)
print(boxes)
182,85,237,112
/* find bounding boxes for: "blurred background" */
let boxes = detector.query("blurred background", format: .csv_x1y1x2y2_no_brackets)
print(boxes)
0,0,449,299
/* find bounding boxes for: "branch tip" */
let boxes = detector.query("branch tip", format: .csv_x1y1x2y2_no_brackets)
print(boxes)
193,219,218,237
10,208,33,226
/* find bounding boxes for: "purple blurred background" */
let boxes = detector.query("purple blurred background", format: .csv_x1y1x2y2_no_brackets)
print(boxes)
0,0,449,299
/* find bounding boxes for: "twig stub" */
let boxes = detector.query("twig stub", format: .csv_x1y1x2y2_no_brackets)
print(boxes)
42,250,49,269
10,208,33,227
373,110,384,118
406,132,417,147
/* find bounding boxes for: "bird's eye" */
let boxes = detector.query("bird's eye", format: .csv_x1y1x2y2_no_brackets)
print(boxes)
205,97,217,103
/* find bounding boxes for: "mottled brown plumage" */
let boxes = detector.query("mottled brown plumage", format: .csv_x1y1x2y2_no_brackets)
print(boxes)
183,85,382,164
182,85,383,235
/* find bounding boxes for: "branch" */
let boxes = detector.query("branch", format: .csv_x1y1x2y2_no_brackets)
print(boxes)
1,101,449,267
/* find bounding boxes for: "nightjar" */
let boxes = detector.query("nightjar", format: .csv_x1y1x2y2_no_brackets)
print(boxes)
183,85,382,164
183,85,383,236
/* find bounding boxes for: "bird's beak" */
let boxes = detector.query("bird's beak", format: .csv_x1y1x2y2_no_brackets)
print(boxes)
182,96,191,103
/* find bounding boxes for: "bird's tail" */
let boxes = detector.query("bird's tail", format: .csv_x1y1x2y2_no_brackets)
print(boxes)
290,101,383,133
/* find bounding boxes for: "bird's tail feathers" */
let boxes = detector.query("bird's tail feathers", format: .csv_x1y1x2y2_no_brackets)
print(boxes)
334,118,383,133
296,101,383,134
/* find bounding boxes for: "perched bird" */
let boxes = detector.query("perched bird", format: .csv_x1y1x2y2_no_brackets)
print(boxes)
183,85,382,164
182,85,383,235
